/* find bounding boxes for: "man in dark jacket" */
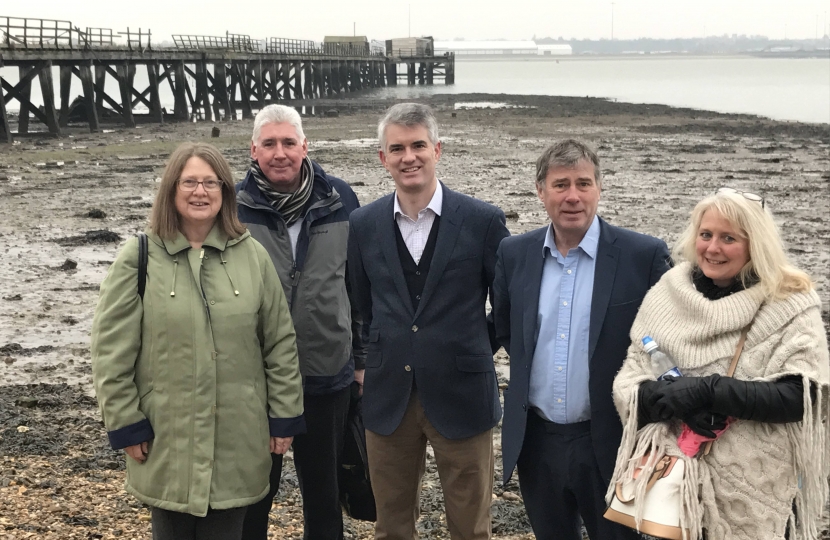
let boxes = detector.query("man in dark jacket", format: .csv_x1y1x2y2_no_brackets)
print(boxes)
237,104,365,540
493,139,670,540
348,103,509,540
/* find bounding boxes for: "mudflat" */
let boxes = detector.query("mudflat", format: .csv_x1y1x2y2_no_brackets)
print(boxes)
0,93,828,539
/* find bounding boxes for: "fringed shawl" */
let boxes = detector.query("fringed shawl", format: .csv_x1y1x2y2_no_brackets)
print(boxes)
608,263,829,540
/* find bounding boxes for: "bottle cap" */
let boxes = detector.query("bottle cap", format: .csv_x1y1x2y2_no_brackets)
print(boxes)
642,336,658,353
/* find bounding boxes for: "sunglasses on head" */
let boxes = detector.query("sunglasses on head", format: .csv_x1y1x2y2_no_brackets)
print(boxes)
718,187,765,209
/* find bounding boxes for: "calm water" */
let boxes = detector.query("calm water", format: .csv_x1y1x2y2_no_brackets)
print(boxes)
367,56,830,124
3,55,828,124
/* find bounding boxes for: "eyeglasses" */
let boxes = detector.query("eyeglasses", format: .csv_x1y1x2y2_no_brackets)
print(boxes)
718,187,765,209
179,179,223,192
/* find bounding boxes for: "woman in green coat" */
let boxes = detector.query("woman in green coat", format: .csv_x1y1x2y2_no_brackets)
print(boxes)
92,142,305,540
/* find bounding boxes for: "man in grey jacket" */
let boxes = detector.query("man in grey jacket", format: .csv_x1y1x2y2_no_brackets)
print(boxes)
236,104,365,540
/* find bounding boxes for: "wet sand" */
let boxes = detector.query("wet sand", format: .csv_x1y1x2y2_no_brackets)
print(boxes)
0,93,828,539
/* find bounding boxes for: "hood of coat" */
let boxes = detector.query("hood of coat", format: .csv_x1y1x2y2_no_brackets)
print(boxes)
144,224,251,299
146,224,250,256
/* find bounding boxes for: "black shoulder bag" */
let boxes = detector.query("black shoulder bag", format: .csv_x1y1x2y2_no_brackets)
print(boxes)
137,233,148,299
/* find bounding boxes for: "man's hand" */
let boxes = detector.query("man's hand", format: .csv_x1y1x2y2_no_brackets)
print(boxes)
354,369,365,396
125,441,149,463
270,436,293,455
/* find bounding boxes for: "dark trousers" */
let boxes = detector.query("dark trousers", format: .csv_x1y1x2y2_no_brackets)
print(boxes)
241,453,283,540
294,386,351,540
516,413,639,540
152,506,246,540
242,386,351,540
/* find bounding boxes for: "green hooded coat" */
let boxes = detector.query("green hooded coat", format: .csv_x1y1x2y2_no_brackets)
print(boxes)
91,226,304,517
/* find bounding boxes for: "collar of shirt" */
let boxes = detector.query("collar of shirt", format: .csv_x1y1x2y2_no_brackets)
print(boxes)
543,215,601,261
394,181,443,222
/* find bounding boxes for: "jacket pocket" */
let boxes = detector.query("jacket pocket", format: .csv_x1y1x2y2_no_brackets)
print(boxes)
455,354,493,373
366,329,382,368
444,255,479,274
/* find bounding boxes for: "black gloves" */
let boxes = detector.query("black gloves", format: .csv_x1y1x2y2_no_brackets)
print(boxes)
638,380,673,427
710,375,806,423
681,411,729,438
637,374,808,428
650,374,720,419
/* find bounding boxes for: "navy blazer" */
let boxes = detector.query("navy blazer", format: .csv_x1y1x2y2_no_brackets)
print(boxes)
348,184,510,440
493,217,670,484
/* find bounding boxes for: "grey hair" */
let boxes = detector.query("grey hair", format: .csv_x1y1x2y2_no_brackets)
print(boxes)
535,139,602,187
377,103,439,150
252,104,305,143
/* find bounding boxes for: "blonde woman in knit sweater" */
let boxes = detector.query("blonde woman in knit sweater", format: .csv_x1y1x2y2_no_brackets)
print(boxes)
609,191,829,540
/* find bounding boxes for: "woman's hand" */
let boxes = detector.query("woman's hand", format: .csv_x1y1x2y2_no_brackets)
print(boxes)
125,441,149,463
270,436,293,455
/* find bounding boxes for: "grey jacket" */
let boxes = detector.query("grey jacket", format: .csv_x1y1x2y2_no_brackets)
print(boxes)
236,161,364,395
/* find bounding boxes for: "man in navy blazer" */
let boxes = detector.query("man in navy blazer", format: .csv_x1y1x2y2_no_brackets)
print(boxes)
348,103,509,540
493,140,670,540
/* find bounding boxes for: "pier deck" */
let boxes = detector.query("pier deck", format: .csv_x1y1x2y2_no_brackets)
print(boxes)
0,16,454,142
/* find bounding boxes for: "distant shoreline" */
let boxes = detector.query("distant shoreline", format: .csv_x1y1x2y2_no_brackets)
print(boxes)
452,51,830,61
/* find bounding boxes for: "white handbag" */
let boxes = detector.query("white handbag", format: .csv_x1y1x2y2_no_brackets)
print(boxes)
603,453,686,539
604,324,752,539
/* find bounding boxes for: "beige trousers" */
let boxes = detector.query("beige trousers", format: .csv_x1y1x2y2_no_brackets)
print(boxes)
365,391,494,540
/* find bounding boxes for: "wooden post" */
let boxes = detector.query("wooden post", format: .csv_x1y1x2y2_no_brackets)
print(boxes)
317,62,325,98
94,65,106,117
58,66,72,127
386,61,397,86
39,61,62,136
333,62,342,95
18,65,32,135
303,62,313,99
214,63,232,121
173,61,188,121
269,61,280,101
0,60,12,143
281,62,291,100
253,61,264,106
236,64,253,119
446,56,455,85
407,62,416,85
195,60,212,122
117,62,136,127
147,62,163,124
426,61,434,85
79,61,99,132
418,63,425,85
292,61,302,100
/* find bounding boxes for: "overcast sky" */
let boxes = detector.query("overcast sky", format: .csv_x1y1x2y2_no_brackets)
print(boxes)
12,0,830,42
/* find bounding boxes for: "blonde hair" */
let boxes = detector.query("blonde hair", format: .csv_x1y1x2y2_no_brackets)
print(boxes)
150,143,246,240
673,191,813,300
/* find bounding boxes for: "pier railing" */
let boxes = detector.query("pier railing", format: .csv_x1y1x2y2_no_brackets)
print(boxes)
1,16,74,49
118,28,151,51
78,27,115,48
173,33,257,51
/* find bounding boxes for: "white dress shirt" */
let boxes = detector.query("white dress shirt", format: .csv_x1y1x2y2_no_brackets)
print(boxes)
393,183,443,264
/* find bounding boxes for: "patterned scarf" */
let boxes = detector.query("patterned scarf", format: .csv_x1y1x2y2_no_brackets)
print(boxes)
249,156,314,226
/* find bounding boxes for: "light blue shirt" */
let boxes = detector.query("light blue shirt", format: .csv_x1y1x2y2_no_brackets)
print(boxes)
528,216,600,424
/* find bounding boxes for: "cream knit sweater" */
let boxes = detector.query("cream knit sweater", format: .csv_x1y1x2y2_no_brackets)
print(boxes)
609,262,829,540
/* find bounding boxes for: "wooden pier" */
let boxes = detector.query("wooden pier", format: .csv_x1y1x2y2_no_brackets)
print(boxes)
0,16,455,142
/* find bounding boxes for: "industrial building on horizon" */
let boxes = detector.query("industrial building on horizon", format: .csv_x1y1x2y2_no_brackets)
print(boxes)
434,40,572,56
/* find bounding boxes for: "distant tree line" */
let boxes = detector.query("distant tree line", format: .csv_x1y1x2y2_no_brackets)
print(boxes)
534,35,830,54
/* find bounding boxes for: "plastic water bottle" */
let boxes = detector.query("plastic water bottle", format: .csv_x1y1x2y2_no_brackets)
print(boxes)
642,336,683,380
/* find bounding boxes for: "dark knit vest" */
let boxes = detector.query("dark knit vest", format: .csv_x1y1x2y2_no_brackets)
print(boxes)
393,216,441,311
